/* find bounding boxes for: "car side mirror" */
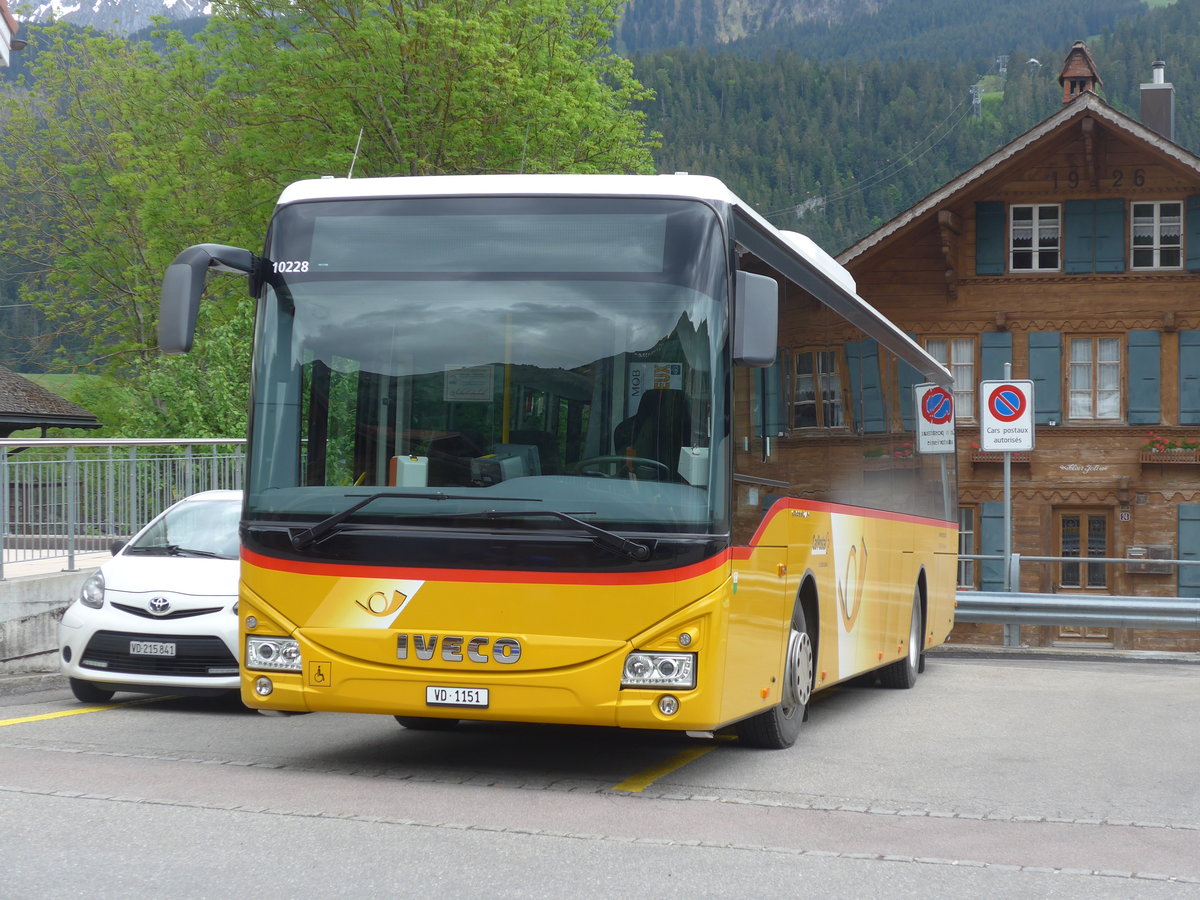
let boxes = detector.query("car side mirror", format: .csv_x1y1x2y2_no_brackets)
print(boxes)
110,539,127,556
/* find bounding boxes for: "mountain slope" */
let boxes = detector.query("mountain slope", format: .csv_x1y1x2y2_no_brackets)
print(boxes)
20,0,207,36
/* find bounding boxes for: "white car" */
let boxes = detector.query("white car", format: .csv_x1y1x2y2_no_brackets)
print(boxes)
58,490,242,703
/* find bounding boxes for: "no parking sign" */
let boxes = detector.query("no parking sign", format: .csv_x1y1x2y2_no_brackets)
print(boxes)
979,380,1034,452
915,384,955,454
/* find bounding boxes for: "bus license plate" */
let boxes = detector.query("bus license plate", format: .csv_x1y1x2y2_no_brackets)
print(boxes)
130,640,176,657
426,686,489,708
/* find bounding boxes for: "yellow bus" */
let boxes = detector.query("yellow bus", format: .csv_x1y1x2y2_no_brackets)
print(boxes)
159,174,957,748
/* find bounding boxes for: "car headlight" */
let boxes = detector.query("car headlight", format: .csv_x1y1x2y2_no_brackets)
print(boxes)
245,636,302,672
79,571,105,609
622,652,696,689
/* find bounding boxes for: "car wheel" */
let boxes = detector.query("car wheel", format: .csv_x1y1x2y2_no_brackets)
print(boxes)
69,678,116,703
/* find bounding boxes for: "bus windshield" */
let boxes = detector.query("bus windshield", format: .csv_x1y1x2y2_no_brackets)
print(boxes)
246,196,729,538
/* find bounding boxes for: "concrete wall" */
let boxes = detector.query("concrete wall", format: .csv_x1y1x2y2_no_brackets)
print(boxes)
0,569,93,674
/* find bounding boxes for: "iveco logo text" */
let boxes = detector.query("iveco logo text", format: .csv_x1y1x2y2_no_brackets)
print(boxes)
396,634,522,664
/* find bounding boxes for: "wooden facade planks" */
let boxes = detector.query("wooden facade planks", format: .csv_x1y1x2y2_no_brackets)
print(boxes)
837,82,1200,651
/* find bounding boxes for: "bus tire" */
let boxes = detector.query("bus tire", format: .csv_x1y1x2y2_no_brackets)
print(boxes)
69,678,115,703
736,604,814,749
394,716,460,730
880,588,922,689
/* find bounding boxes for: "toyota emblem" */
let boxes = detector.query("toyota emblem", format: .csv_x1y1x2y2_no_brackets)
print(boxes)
148,596,171,615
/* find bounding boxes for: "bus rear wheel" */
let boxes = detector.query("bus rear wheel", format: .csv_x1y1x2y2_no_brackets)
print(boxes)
879,588,922,689
394,716,460,731
736,605,813,749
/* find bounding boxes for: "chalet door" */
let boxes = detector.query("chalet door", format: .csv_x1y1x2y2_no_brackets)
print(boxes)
1054,510,1114,645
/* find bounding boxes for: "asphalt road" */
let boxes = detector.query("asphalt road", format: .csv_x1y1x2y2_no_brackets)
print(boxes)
2,654,1198,898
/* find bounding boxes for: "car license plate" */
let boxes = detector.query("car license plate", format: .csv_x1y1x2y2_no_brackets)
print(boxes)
426,686,488,708
130,640,176,657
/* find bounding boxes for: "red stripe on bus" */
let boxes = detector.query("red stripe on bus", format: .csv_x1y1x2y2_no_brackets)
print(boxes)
241,547,732,585
746,497,955,547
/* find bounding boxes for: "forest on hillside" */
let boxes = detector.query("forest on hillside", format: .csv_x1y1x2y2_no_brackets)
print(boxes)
4,0,1200,375
632,0,1200,253
620,0,1145,61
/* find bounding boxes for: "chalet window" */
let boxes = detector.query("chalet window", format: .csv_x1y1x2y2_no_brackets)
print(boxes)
1057,510,1109,589
1131,201,1183,269
1010,204,1060,271
926,337,976,422
1067,336,1121,421
958,506,978,589
791,350,843,429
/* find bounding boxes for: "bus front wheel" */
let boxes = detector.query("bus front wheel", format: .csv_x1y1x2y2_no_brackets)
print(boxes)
735,605,814,749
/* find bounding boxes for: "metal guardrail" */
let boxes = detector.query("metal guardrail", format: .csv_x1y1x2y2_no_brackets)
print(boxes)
957,552,1200,643
1,438,245,579
956,591,1200,631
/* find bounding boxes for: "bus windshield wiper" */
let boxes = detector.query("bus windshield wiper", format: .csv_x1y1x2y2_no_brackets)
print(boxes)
476,510,652,562
289,491,543,551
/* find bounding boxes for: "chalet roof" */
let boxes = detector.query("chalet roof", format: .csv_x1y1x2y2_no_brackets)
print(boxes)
837,91,1200,266
0,364,100,436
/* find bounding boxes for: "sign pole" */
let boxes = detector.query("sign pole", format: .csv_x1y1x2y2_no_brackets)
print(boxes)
1003,364,1012,593
979,368,1034,647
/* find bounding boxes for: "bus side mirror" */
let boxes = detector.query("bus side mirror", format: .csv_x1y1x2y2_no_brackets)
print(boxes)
733,271,779,367
159,243,256,353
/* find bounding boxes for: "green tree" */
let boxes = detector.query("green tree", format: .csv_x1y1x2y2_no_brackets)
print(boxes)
0,0,656,436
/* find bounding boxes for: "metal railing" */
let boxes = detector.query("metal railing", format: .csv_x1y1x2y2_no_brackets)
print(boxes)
957,553,1200,643
1,438,245,579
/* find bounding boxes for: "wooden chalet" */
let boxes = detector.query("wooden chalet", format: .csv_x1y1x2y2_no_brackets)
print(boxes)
838,44,1200,651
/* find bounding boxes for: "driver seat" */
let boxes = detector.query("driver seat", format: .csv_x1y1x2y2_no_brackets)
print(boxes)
622,389,692,476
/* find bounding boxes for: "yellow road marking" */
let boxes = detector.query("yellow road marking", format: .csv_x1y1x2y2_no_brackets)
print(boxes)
613,743,720,793
0,695,171,727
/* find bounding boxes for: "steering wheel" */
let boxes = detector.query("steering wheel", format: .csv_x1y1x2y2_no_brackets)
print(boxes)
573,455,671,480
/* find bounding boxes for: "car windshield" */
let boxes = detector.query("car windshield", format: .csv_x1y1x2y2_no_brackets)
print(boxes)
129,499,241,559
246,196,730,536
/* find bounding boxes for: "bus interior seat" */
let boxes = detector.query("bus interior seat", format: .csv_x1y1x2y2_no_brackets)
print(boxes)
618,389,692,476
427,431,485,485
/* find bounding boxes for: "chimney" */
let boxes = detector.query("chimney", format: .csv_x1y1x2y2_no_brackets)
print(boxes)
1058,41,1103,104
1140,59,1175,141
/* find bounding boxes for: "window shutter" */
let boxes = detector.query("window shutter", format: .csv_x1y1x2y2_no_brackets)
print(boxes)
980,501,1005,591
1180,331,1200,425
980,331,1012,381
975,202,1005,275
1064,199,1095,273
1064,199,1126,273
1188,195,1200,272
1028,332,1062,424
1093,198,1126,273
845,340,886,433
1127,330,1161,425
1179,505,1200,598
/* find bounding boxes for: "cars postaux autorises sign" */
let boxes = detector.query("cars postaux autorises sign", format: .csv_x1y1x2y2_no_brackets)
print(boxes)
979,379,1035,452
914,384,955,454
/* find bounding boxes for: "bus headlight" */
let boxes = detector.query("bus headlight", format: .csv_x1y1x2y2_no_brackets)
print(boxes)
622,652,695,689
245,636,302,672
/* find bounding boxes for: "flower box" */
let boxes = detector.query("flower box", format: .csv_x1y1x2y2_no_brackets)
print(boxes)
1139,450,1200,464
970,451,1030,463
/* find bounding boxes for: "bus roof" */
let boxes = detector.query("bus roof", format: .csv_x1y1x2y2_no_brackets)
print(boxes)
275,174,951,387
